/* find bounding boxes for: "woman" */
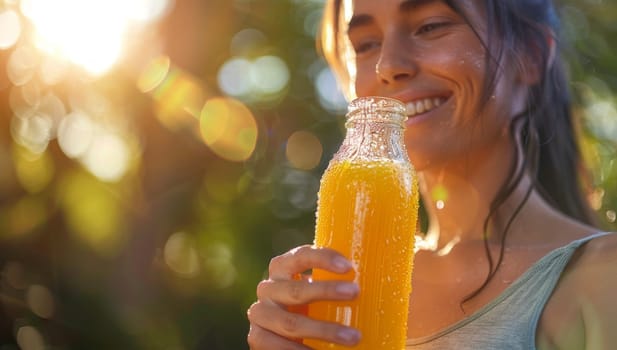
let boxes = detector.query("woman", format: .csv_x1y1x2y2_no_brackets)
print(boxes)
247,0,617,349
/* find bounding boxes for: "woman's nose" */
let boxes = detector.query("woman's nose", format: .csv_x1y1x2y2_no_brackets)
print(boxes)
375,35,418,85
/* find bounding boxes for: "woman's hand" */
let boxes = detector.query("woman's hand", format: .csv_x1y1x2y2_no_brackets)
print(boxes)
247,245,361,349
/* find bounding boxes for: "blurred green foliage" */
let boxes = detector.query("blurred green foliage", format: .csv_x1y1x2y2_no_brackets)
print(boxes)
0,0,615,349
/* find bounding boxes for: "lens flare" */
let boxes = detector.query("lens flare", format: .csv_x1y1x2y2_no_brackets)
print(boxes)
152,68,206,130
200,97,258,162
137,55,171,93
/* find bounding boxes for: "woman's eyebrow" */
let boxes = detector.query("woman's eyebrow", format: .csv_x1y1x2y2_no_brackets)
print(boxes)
347,14,374,34
399,0,441,12
346,0,441,33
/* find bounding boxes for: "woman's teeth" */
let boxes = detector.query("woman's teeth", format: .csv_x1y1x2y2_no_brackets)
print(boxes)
406,97,445,117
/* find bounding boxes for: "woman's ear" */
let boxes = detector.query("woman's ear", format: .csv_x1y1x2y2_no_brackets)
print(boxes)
518,28,556,85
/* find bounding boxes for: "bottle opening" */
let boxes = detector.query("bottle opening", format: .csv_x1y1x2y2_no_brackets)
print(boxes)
346,96,407,127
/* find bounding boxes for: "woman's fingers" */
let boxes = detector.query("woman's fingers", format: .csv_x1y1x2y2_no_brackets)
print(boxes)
247,324,311,350
268,245,352,280
257,279,359,305
247,300,361,347
247,245,359,348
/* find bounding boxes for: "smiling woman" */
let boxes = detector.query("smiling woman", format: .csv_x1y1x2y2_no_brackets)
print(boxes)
246,0,617,349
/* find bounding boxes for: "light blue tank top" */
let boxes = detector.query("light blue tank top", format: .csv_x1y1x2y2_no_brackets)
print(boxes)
405,232,611,350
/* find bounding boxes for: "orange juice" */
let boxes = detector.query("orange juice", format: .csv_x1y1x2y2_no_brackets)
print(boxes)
305,158,418,349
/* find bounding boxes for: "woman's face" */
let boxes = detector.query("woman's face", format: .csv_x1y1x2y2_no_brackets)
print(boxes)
342,0,528,170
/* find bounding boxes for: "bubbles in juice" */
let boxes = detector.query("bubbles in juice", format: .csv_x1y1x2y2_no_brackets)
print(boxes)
305,159,418,349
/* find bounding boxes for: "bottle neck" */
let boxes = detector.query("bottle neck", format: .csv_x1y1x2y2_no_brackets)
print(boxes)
333,97,409,164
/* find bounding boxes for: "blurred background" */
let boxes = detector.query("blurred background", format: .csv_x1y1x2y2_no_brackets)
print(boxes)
0,0,615,349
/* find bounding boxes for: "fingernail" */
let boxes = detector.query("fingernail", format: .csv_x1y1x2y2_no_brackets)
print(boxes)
335,283,358,297
337,328,360,343
332,257,352,272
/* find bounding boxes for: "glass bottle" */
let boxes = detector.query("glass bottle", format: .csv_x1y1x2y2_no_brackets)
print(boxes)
305,96,419,349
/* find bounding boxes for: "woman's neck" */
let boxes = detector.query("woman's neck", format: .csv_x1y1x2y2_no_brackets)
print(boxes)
416,134,530,251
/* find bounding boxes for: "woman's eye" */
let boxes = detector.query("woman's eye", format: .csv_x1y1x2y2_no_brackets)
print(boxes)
416,22,449,35
353,40,381,54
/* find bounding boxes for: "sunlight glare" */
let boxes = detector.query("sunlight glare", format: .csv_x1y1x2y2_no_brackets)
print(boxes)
126,0,173,23
20,0,129,76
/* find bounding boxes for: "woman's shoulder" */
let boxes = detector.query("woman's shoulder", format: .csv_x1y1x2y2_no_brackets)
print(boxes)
559,231,617,347
572,231,617,270
537,231,617,349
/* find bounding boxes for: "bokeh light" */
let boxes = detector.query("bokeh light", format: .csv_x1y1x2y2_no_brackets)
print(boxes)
217,57,253,97
57,111,95,159
6,45,38,86
250,56,290,95
2,261,28,290
3,195,48,237
0,9,21,49
285,131,323,170
314,66,347,113
200,97,258,162
58,170,124,256
15,326,45,350
230,28,267,56
164,232,200,278
12,146,54,194
218,55,290,101
585,98,617,142
202,241,237,289
81,132,131,183
26,284,55,319
10,112,53,155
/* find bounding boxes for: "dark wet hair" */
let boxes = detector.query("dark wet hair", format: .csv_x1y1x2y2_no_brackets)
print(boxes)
319,0,597,305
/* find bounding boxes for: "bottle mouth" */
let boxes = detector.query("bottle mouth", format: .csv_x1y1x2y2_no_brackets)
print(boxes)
346,96,407,127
